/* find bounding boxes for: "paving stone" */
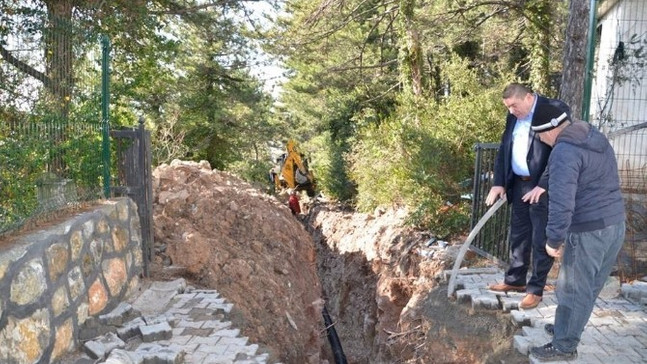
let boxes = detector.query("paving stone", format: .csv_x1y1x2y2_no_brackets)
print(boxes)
471,293,499,310
100,302,137,326
196,342,228,355
139,321,173,342
104,348,143,364
181,327,214,337
510,309,532,326
512,335,531,355
218,336,249,347
210,302,234,313
131,280,184,316
455,288,479,304
176,319,203,329
201,320,232,330
117,317,146,341
500,295,521,312
134,343,185,364
576,352,605,364
211,328,241,338
83,332,126,360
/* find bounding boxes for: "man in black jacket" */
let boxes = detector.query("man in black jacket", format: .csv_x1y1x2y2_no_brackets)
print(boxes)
485,83,571,309
528,103,625,361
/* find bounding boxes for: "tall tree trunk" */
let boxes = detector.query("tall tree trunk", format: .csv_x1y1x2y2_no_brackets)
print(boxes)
525,0,553,95
44,0,74,175
397,0,424,98
45,0,74,119
559,0,590,119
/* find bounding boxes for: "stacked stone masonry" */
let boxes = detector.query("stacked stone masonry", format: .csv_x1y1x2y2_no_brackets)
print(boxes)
0,198,144,364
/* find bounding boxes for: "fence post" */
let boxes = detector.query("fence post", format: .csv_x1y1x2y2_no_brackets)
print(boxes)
581,0,597,122
101,35,111,198
138,117,154,277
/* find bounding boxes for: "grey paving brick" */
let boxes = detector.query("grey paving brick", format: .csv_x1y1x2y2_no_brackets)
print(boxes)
211,328,241,338
201,320,232,330
168,335,193,346
455,288,478,304
513,335,531,355
500,296,521,312
175,319,203,329
103,348,143,364
471,293,499,310
139,321,173,342
100,302,136,326
510,309,532,326
218,336,249,347
188,335,222,346
83,332,126,360
210,303,234,313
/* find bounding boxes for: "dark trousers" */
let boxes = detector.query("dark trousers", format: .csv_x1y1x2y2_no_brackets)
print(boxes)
504,178,554,296
553,222,625,352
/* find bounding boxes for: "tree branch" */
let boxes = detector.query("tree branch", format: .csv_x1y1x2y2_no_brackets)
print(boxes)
0,43,51,88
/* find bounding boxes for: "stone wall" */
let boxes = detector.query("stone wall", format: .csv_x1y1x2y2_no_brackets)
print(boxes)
0,198,144,364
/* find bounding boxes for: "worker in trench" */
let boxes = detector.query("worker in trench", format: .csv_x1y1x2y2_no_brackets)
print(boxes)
288,189,301,216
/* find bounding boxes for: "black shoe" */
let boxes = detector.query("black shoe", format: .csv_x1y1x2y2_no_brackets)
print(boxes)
530,343,577,362
544,323,554,336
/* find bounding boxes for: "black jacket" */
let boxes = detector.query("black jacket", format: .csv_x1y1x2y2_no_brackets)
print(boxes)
545,121,625,247
492,95,571,202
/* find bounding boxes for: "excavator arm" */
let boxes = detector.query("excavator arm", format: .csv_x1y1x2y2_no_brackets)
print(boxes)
273,140,317,197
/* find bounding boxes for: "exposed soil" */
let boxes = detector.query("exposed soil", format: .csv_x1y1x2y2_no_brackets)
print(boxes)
150,160,529,364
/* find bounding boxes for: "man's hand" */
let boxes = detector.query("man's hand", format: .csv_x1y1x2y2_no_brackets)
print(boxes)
522,186,546,204
546,244,563,259
485,186,505,206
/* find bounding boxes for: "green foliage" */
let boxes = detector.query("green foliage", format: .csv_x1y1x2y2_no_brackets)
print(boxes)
348,58,506,236
308,132,356,202
0,127,46,230
228,158,276,193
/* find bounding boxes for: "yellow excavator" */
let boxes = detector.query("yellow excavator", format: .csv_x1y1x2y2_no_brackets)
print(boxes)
272,140,317,197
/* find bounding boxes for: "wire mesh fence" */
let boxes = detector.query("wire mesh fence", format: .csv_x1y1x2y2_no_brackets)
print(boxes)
0,11,108,234
468,1,647,278
592,0,647,279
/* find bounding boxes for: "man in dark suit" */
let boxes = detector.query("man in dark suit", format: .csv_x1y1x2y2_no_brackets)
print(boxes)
485,83,571,309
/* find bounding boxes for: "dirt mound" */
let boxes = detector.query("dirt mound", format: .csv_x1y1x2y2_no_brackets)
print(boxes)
150,160,527,364
307,205,527,363
151,160,324,363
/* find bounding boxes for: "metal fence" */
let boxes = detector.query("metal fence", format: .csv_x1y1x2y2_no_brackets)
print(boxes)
469,144,511,265
468,1,647,279
0,13,110,234
592,0,647,279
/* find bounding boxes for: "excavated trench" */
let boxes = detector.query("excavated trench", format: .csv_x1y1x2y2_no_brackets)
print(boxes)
304,204,526,364
148,161,526,363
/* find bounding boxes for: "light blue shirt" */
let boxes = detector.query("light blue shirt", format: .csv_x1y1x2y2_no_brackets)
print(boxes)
511,95,538,177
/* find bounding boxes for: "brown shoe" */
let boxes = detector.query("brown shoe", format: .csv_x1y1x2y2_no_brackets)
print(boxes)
519,293,542,309
488,283,526,292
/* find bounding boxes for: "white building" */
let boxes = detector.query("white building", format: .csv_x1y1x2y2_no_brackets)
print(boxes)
592,0,647,192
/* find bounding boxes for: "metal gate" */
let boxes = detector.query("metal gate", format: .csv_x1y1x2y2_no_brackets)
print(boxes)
110,118,154,276
469,143,511,265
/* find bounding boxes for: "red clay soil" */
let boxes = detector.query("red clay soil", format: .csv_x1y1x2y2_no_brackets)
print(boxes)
150,160,528,364
151,160,324,364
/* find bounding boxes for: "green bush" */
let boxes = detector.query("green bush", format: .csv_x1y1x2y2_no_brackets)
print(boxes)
348,58,507,237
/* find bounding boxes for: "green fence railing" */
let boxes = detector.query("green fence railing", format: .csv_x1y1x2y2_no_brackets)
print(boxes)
0,13,110,235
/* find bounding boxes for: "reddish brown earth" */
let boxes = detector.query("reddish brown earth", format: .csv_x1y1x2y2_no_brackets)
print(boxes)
151,160,528,364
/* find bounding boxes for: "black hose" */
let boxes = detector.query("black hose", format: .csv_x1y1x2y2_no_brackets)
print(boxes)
322,306,347,364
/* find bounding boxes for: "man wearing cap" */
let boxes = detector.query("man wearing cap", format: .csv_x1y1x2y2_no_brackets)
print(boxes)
528,103,625,361
486,83,571,310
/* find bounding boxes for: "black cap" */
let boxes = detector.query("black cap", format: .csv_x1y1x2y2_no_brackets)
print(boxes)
532,104,569,133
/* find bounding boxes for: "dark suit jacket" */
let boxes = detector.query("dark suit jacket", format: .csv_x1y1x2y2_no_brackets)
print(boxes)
493,95,571,202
